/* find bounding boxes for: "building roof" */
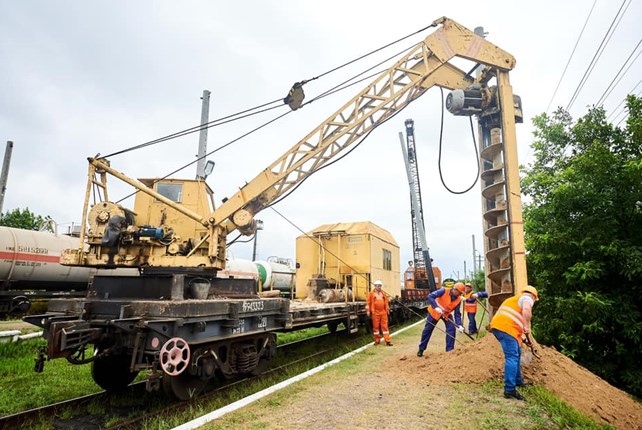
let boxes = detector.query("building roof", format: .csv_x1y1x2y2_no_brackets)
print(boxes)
299,221,398,247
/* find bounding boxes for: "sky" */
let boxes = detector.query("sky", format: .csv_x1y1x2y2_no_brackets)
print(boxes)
0,1,640,281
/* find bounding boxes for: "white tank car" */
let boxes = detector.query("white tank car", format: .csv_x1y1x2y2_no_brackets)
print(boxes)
0,226,94,289
218,258,260,282
0,226,139,315
254,256,296,296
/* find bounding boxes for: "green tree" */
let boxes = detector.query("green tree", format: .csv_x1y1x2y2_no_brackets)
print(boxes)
0,208,53,232
522,95,642,397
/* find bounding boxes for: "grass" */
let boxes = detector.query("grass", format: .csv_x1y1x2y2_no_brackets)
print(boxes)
0,321,619,430
276,326,329,344
0,338,101,416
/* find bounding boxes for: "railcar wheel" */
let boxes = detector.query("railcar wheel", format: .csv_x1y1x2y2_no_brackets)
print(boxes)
162,373,208,400
91,354,139,392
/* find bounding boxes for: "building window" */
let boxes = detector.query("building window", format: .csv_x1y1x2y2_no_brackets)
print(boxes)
383,249,392,271
156,183,183,203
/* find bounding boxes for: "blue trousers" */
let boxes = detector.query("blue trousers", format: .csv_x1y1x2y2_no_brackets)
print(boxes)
467,312,478,333
418,315,456,352
492,329,523,393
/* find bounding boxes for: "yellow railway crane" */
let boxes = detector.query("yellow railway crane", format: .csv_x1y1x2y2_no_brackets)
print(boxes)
26,17,528,399
61,17,527,309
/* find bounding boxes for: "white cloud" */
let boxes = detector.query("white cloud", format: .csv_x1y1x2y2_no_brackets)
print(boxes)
0,0,639,280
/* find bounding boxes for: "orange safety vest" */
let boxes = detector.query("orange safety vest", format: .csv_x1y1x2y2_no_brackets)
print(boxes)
428,288,462,320
367,290,389,315
490,295,527,344
464,291,477,313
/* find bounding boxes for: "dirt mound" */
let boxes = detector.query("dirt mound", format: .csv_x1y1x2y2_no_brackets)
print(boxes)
393,335,642,429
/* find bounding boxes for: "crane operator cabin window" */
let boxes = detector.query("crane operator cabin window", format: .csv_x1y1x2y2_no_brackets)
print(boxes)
156,183,183,203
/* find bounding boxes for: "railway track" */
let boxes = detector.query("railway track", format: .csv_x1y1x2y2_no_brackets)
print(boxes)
0,329,365,429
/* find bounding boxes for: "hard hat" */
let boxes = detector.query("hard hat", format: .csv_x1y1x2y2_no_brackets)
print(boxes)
522,285,539,301
465,282,472,287
374,280,383,286
453,282,466,293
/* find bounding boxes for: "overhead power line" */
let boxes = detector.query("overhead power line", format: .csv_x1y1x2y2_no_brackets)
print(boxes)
607,78,642,121
546,0,598,113
566,0,632,112
596,37,642,107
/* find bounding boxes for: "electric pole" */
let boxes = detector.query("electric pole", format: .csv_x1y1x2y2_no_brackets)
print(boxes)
196,90,211,180
0,141,14,217
472,234,477,274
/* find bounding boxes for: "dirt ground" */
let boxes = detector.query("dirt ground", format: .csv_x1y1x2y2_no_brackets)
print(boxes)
205,323,642,430
403,334,642,430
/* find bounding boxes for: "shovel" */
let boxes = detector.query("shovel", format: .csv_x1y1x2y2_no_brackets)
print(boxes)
523,333,541,359
444,315,475,341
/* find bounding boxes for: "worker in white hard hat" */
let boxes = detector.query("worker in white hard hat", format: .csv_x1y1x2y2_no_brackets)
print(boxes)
490,285,539,401
366,280,393,346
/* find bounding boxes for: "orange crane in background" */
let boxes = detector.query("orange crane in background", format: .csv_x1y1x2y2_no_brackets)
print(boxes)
399,119,440,291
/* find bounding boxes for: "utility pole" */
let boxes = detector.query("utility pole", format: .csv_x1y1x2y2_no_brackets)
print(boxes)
196,90,211,180
0,141,14,217
472,234,477,274
463,260,467,281
252,219,264,261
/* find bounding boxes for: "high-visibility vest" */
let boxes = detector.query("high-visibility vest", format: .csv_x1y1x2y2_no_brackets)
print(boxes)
464,291,477,313
428,288,462,320
490,295,527,343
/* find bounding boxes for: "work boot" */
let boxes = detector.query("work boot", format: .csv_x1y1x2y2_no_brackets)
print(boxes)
416,349,424,357
374,341,380,346
503,390,525,401
386,342,393,347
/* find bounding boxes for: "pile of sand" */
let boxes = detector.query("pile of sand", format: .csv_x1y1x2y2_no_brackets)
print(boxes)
393,335,642,429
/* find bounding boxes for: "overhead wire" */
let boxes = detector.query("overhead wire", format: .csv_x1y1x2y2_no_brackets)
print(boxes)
546,0,598,113
615,88,642,127
103,24,435,159
566,0,632,112
114,40,424,204
103,98,285,158
607,78,642,120
596,36,642,107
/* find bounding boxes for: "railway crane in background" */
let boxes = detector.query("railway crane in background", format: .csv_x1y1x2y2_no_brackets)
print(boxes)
25,16,528,400
399,119,437,291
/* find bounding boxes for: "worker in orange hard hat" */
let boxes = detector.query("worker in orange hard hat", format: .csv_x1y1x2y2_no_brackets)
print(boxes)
490,285,539,401
463,282,488,334
416,282,466,357
366,280,393,346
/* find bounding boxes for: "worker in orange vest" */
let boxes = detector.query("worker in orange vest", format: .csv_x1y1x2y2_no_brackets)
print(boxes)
463,282,488,334
490,285,539,400
416,282,466,356
366,280,393,346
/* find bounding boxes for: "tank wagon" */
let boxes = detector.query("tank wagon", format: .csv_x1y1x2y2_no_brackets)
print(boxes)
0,227,103,316
25,17,527,401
